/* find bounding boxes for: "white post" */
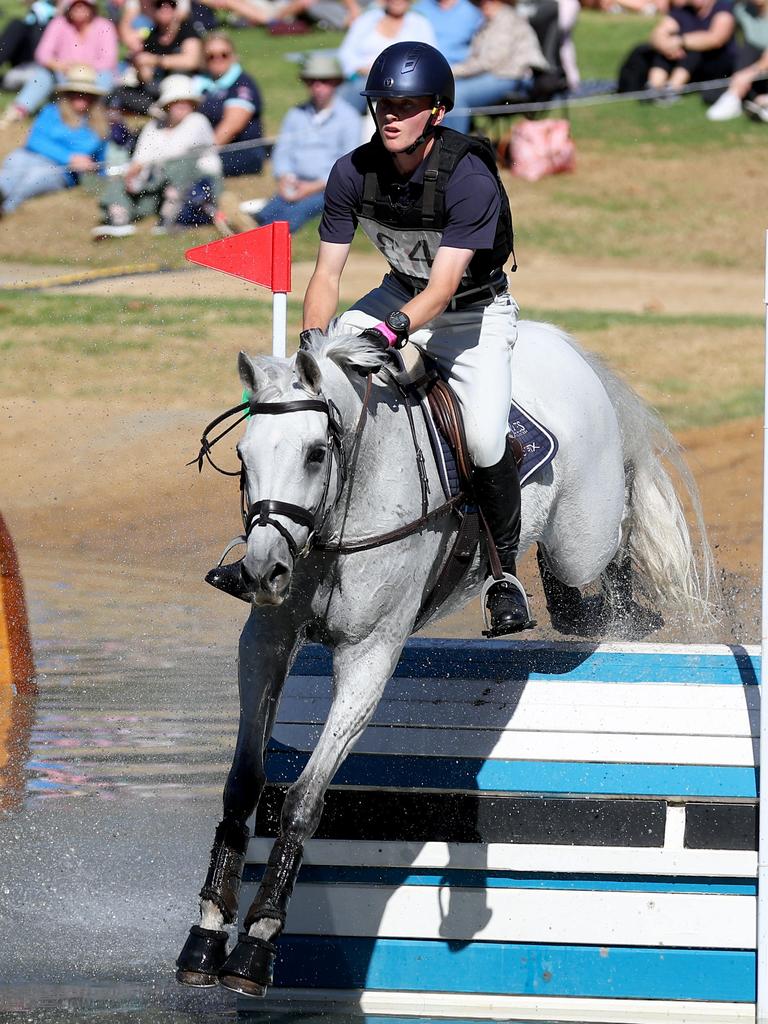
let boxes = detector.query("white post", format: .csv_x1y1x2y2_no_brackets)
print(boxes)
272,291,287,358
758,228,768,1023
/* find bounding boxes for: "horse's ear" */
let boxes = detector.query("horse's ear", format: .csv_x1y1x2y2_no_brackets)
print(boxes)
238,352,269,395
295,349,322,395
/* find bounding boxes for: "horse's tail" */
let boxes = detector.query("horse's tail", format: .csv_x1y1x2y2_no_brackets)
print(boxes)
568,338,720,626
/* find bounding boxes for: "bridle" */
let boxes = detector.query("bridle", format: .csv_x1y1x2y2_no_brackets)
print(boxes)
191,392,347,565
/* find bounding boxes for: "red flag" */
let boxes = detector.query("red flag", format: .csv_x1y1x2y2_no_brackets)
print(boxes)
185,222,291,292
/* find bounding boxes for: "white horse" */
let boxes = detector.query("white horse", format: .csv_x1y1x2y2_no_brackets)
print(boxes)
175,321,717,997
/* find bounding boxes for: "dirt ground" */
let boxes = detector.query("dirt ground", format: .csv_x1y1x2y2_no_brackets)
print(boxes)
1,255,761,647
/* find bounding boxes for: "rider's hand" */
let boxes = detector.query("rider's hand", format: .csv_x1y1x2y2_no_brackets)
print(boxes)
361,311,410,351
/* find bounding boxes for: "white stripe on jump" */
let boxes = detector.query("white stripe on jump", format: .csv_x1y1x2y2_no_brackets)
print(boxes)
263,989,754,1024
245,882,755,949
247,837,758,878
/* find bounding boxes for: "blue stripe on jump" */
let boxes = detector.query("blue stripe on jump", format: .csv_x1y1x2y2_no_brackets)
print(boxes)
292,639,760,686
243,864,757,895
265,748,758,798
272,936,755,1002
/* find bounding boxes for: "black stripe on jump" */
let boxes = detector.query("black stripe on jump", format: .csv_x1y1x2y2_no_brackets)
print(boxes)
255,785,666,847
684,803,757,851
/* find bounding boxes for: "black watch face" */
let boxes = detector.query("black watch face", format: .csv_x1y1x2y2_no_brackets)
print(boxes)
388,311,410,333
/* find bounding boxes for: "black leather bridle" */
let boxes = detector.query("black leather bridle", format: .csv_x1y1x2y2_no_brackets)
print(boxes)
191,394,347,564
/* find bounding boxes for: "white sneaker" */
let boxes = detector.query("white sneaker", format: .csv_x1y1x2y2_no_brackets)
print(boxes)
238,197,268,216
91,223,136,239
706,90,742,121
744,99,768,122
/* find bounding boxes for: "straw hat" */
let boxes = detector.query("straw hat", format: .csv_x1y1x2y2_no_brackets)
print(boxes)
300,52,344,81
56,64,105,96
156,74,202,108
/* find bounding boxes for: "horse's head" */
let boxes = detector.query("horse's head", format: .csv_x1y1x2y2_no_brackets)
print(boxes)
235,346,348,604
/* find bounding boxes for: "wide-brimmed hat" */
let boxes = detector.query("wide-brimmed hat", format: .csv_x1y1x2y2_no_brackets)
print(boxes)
157,74,202,108
300,53,343,81
56,63,105,96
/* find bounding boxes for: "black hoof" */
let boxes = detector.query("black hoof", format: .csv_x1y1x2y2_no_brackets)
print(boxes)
175,925,229,987
218,932,276,998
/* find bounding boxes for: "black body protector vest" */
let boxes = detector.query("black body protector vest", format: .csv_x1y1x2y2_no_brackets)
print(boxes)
357,127,515,298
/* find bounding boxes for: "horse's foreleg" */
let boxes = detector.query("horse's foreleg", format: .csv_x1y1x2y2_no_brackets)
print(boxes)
176,614,300,987
218,633,402,997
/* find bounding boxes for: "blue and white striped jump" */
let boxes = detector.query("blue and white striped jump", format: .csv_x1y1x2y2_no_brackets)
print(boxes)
244,639,759,1023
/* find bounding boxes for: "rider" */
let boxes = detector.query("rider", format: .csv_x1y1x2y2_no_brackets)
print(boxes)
209,41,531,636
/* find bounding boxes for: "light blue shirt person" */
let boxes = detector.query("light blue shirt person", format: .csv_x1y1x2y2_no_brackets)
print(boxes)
413,0,484,64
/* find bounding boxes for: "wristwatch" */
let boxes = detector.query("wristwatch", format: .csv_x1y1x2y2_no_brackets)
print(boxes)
385,310,411,348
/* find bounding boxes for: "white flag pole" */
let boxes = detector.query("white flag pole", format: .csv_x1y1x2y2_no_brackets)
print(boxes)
758,228,768,1023
272,292,287,358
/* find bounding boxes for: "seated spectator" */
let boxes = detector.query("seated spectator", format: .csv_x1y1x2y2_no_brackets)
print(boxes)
442,0,549,133
0,64,106,214
93,73,222,236
707,0,768,118
558,0,581,89
646,0,736,100
197,31,263,175
0,0,57,93
109,0,203,116
412,0,484,63
241,53,359,232
337,0,436,111
204,0,358,28
0,0,118,127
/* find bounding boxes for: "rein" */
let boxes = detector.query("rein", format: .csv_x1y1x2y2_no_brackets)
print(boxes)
191,371,463,564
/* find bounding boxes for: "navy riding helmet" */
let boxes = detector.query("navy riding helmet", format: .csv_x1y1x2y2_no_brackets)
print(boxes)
361,42,455,112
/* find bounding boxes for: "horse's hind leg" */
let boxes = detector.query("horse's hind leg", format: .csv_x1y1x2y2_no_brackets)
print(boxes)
536,544,611,636
218,632,402,997
176,614,299,987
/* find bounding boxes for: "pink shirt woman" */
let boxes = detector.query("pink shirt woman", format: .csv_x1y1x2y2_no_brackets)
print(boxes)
6,0,117,119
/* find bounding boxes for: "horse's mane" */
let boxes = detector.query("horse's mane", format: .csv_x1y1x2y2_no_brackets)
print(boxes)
303,324,387,374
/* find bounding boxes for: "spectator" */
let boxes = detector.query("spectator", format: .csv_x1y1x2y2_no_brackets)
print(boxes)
441,0,548,133
412,0,484,63
241,52,360,232
197,31,263,175
0,0,118,127
337,0,436,111
93,73,222,236
646,0,736,100
204,0,359,28
707,0,768,118
0,64,106,213
110,0,203,115
0,0,57,93
558,0,581,89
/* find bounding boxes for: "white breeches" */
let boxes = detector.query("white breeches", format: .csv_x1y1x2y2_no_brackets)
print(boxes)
338,277,518,468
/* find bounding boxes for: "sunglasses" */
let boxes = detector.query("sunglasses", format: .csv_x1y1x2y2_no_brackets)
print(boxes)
206,49,233,59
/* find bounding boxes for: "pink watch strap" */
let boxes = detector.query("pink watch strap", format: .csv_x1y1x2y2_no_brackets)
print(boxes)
373,321,399,347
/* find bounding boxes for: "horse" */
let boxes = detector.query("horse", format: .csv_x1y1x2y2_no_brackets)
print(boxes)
175,319,718,997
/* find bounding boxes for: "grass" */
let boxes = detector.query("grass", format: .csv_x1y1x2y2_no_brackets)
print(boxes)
1,292,761,431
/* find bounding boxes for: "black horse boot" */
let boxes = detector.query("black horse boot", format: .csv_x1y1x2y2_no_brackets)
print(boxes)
473,443,535,636
205,560,250,602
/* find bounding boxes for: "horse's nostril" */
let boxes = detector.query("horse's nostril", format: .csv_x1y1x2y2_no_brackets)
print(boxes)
268,563,289,587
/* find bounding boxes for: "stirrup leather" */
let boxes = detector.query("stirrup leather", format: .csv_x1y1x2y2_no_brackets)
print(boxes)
480,572,536,637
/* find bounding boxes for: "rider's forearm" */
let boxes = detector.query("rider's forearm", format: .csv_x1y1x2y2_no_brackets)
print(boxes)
399,283,455,332
303,271,340,331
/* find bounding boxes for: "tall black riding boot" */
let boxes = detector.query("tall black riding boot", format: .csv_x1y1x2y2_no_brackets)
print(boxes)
473,443,534,636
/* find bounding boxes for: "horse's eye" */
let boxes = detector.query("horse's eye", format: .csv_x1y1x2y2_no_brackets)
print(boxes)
307,446,326,465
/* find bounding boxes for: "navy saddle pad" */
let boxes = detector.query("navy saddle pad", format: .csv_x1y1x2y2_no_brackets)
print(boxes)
423,398,559,500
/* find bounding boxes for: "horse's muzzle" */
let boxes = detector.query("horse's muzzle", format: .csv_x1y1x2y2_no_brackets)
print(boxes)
241,558,292,605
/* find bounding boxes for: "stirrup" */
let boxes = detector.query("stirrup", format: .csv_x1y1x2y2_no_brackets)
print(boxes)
480,572,536,637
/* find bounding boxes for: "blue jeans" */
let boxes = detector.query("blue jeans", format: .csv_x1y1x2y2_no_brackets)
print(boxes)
443,74,533,134
0,146,70,212
255,191,325,234
15,65,114,115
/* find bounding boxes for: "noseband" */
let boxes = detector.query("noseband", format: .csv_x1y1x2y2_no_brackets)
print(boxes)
191,394,347,564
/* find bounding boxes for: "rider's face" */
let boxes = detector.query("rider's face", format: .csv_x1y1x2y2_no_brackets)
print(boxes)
374,95,444,153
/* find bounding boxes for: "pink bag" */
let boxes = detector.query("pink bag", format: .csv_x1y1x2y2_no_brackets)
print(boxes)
508,118,576,182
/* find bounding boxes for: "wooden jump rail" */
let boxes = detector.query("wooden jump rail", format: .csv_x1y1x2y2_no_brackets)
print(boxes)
243,638,759,1023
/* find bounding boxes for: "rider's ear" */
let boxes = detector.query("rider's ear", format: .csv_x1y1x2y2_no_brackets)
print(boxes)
238,351,269,395
295,349,322,395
